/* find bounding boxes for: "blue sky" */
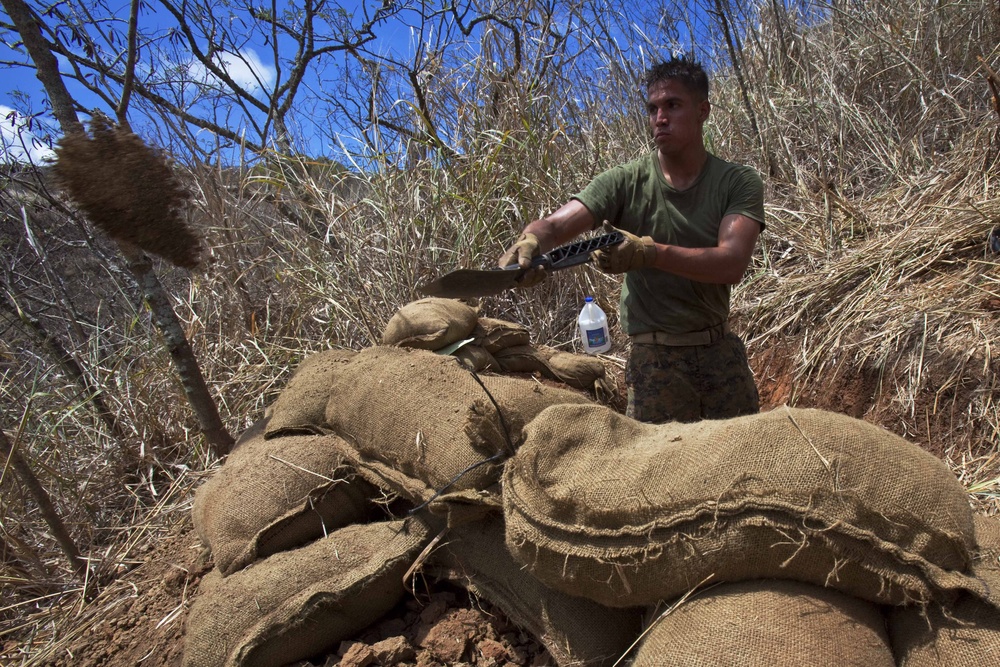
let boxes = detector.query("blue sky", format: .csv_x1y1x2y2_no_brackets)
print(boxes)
0,0,425,163
0,1,705,164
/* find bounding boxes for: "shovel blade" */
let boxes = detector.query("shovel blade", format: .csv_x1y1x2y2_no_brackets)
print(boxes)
417,267,526,298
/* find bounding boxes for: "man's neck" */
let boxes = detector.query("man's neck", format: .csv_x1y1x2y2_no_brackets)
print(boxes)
657,147,709,190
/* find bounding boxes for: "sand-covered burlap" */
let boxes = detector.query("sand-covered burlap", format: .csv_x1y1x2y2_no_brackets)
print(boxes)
452,343,499,372
183,518,432,667
494,344,551,375
324,346,591,504
504,404,982,607
264,349,356,437
381,297,478,350
537,346,617,400
888,513,1000,665
494,344,615,398
535,346,600,385
630,579,895,666
427,516,644,667
472,317,531,353
192,431,377,575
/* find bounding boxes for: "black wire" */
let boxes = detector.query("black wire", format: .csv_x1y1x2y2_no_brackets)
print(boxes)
407,367,514,516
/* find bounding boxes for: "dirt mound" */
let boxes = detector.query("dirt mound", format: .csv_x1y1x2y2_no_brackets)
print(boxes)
22,524,210,667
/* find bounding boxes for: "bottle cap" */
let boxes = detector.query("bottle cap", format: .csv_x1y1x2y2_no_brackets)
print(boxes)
585,296,593,303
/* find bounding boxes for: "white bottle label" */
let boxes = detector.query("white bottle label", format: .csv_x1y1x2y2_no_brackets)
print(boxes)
585,327,607,348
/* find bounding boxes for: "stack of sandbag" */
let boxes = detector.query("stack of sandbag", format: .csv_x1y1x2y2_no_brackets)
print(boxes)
185,298,632,666
191,428,379,575
502,401,1000,663
381,296,617,401
184,297,1000,667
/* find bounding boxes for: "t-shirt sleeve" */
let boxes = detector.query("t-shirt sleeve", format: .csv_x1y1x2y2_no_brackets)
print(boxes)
571,165,630,230
726,167,766,230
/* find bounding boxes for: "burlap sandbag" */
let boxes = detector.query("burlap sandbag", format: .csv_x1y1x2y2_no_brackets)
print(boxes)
324,346,591,505
888,513,1000,665
192,431,377,576
631,579,895,666
537,346,606,390
428,516,644,667
495,345,611,397
504,404,982,607
536,346,618,402
264,349,356,437
182,518,432,667
494,344,552,375
452,344,499,372
471,317,531,353
381,297,478,350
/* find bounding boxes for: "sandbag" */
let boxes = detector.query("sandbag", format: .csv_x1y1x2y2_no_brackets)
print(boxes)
493,344,551,375
182,518,432,667
452,344,499,372
325,346,591,504
495,344,612,398
428,516,643,667
630,579,895,667
264,349,356,437
537,347,618,402
504,404,982,607
192,431,377,575
888,513,1000,665
537,346,606,390
381,297,478,350
471,317,531,353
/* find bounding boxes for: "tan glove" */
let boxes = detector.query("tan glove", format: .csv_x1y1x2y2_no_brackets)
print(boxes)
498,232,547,288
591,221,657,274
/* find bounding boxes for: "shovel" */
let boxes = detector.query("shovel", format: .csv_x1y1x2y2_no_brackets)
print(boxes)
417,231,624,299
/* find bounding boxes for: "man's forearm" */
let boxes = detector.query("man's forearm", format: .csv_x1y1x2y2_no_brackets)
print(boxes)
521,200,597,252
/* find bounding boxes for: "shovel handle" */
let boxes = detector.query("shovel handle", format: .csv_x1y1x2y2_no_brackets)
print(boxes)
502,230,625,272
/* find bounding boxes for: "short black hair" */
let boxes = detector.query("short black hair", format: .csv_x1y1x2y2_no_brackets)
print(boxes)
645,56,709,101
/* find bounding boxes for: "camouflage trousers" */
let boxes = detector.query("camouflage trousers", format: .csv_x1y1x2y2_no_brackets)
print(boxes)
626,332,759,424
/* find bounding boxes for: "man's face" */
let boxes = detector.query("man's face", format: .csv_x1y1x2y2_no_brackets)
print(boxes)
646,79,710,156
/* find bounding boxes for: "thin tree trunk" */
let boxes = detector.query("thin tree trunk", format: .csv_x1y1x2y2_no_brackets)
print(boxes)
1,0,233,456
122,244,234,452
1,429,86,576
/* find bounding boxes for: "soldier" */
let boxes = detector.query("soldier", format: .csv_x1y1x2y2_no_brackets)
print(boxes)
499,55,765,423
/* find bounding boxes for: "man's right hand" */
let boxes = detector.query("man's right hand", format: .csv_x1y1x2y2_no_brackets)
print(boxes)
498,232,547,288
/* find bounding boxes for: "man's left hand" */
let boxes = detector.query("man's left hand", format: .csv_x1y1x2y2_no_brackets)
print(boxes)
592,221,657,274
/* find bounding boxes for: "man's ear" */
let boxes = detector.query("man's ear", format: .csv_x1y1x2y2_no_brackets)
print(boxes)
699,99,711,123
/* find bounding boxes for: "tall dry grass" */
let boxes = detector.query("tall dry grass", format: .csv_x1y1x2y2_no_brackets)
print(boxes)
2,0,999,657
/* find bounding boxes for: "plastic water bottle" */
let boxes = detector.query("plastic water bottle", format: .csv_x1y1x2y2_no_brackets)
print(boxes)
578,296,611,355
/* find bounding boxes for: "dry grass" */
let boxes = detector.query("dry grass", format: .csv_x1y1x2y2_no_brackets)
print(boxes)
2,0,1000,659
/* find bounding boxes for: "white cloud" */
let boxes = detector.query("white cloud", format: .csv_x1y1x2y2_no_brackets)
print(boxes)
186,48,277,93
0,106,56,164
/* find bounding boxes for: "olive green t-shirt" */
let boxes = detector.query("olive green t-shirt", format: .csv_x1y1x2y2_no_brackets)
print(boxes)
573,152,765,336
